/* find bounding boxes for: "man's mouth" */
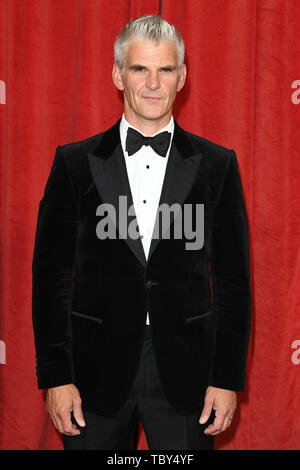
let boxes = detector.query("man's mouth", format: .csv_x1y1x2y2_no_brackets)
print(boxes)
143,96,162,102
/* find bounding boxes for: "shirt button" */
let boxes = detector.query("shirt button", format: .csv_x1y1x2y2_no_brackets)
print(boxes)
146,280,159,288
143,200,146,203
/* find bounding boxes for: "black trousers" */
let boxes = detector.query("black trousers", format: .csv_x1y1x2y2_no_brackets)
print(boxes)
63,326,215,450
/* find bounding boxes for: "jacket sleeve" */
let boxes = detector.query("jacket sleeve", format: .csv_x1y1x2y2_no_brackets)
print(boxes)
32,145,79,389
210,150,251,391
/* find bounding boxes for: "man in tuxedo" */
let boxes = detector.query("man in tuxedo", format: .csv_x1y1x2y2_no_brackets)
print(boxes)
32,14,251,450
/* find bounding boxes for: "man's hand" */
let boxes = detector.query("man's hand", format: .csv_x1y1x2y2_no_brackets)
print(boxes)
46,384,86,436
199,386,237,435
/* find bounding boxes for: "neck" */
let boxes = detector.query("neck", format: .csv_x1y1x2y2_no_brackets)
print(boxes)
123,109,172,136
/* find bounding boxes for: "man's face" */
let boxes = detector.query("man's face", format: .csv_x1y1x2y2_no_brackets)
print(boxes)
112,39,186,126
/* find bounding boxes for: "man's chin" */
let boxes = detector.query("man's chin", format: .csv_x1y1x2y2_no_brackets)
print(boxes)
137,110,170,121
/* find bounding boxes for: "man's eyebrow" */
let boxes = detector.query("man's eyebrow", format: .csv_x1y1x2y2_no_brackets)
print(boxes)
128,64,177,70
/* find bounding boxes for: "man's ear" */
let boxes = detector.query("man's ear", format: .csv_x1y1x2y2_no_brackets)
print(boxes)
112,63,124,91
177,64,187,92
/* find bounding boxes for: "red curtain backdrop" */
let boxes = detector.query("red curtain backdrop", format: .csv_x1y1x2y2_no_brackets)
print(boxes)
1,0,299,450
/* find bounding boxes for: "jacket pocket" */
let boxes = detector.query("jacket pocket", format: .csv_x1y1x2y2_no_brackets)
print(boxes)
71,310,103,324
185,309,214,324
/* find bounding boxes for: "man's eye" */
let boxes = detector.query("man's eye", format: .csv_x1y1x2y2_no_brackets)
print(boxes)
161,68,173,72
133,67,145,72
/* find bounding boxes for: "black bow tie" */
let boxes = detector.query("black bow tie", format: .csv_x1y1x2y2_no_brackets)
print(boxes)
125,127,171,157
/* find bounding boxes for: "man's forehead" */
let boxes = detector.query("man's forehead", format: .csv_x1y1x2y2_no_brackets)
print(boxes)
125,39,178,62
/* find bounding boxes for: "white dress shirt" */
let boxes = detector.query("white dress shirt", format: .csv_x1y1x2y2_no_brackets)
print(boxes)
119,113,175,325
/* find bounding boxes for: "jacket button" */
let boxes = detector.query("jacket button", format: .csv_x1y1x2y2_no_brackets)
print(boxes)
146,280,159,288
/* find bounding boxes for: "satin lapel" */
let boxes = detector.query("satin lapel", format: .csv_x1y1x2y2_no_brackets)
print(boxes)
147,125,204,261
87,119,147,267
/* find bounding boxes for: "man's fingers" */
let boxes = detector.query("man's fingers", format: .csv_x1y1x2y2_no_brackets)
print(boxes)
204,411,226,435
200,387,237,435
72,397,86,428
46,385,84,435
60,410,77,434
49,409,78,435
57,409,80,435
199,400,213,424
222,415,234,432
51,412,65,434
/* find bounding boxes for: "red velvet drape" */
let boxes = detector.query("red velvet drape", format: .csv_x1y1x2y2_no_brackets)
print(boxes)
1,0,299,450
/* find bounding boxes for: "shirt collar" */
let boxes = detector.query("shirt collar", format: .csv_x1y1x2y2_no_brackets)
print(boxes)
120,113,175,155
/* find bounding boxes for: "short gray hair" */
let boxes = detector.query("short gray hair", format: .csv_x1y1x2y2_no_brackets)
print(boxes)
114,15,185,73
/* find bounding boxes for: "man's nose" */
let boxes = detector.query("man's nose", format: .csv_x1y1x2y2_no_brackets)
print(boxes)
146,71,160,90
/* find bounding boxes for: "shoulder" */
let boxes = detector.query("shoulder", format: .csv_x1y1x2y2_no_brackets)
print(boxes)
56,118,121,167
59,130,104,160
50,129,106,187
180,126,234,156
175,123,236,171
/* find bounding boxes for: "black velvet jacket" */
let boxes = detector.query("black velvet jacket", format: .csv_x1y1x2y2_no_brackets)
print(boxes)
32,118,251,416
